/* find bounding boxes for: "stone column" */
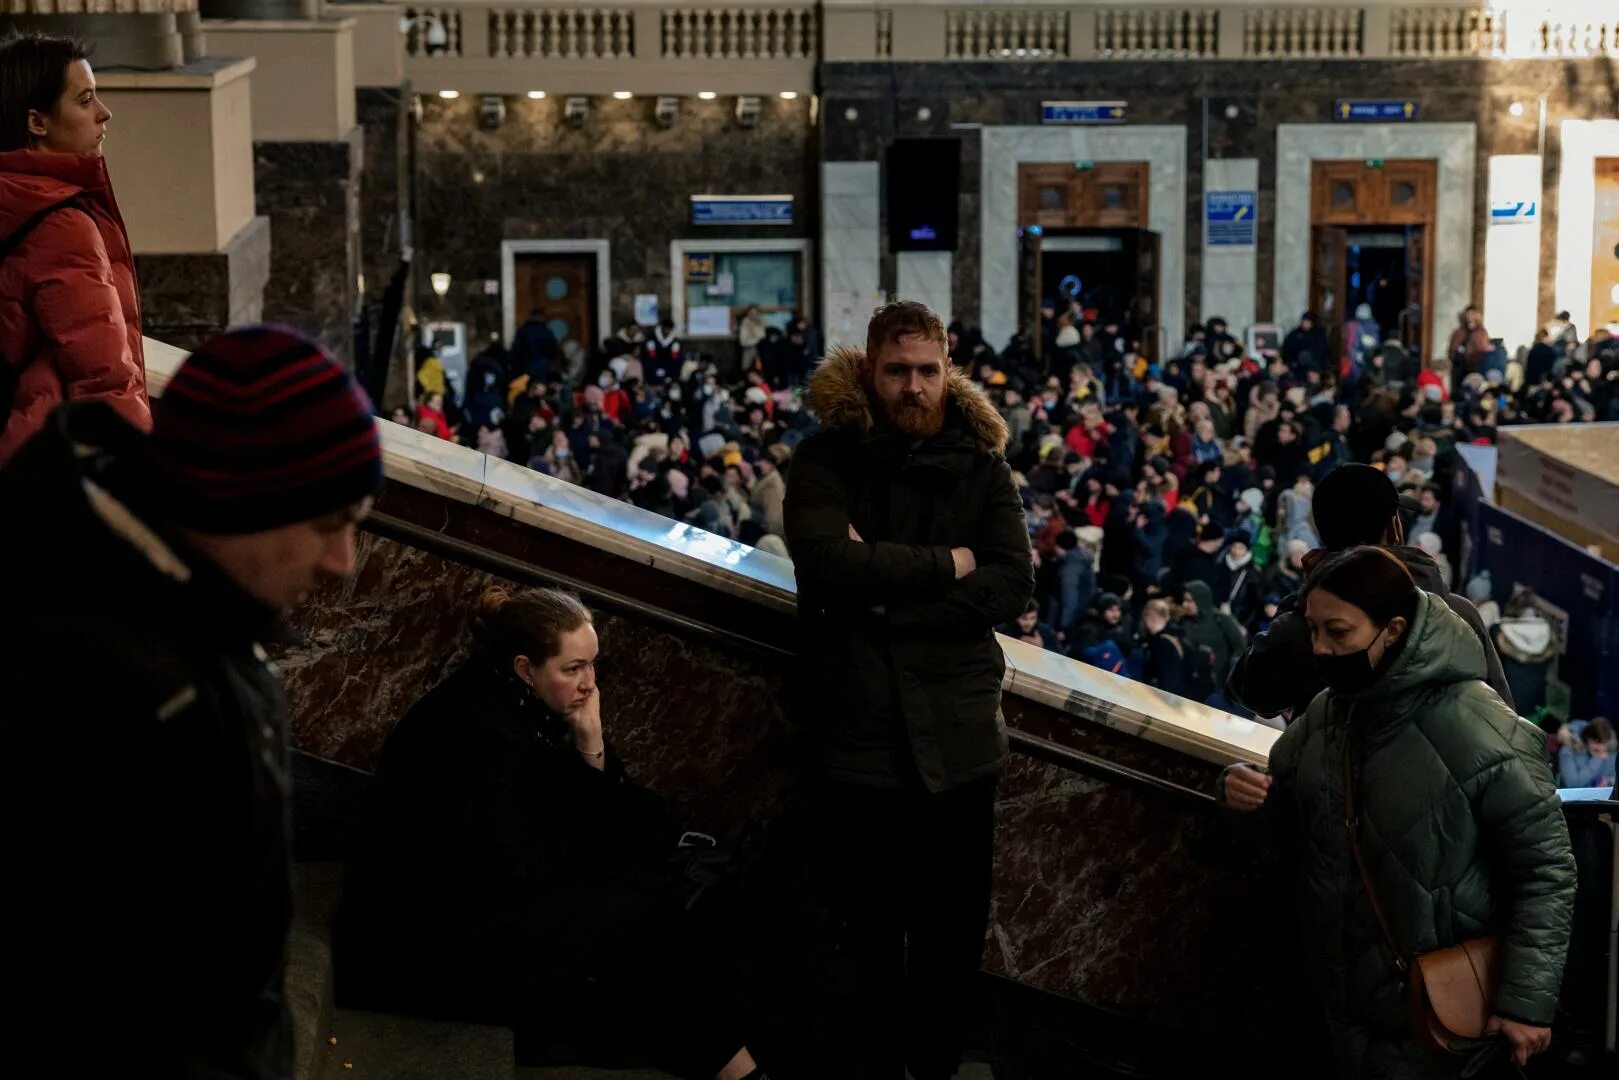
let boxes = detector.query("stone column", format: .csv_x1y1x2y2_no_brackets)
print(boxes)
6,1,274,348
200,10,365,363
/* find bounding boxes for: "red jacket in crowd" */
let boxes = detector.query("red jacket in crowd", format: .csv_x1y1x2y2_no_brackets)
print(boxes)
0,150,147,466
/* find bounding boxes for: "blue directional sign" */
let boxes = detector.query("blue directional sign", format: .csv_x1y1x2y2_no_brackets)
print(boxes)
691,195,794,225
1206,191,1257,247
1042,101,1128,125
1334,99,1419,122
1490,200,1538,224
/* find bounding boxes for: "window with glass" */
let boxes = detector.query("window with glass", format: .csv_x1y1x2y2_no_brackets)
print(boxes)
683,250,802,336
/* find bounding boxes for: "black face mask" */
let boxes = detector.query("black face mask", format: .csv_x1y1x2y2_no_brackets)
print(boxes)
1314,627,1390,696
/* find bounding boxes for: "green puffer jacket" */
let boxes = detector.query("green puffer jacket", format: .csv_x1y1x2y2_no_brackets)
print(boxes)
1243,591,1575,1072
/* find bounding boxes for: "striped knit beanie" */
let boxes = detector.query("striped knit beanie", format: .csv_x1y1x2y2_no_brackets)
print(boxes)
149,325,384,534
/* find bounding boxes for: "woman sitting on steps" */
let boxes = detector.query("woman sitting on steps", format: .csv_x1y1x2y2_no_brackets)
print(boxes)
336,586,771,1080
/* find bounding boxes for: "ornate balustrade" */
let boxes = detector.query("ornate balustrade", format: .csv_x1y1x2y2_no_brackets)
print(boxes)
1096,8,1221,59
944,8,1070,59
397,2,1618,94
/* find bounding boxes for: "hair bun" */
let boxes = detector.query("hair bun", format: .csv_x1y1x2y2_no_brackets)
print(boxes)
471,585,512,645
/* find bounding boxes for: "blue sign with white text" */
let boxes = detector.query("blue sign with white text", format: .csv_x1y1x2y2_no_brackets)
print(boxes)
691,196,794,225
1042,101,1128,125
1490,200,1538,224
1206,191,1257,247
1334,99,1419,122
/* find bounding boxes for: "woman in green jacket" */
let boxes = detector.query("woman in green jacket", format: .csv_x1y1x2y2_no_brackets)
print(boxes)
1221,546,1576,1076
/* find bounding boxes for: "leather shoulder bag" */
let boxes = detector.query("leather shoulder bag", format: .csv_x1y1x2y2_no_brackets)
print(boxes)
1342,737,1502,1055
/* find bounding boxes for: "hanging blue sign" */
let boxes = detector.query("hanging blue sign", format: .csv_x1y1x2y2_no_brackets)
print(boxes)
1334,99,1418,122
1206,191,1257,247
690,195,794,225
1489,200,1538,224
1042,101,1127,125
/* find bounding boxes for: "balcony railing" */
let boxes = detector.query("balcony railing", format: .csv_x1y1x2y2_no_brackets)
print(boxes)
1097,9,1222,59
403,1,818,94
398,2,1619,94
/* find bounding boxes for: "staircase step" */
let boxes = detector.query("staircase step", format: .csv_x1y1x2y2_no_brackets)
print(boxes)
319,1007,516,1080
516,1070,679,1079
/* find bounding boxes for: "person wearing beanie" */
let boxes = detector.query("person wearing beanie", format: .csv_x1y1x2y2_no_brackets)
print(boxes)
1227,462,1512,720
1045,528,1098,646
0,325,381,1077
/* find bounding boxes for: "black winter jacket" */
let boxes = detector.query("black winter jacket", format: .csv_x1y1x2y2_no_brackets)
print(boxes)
336,658,674,1021
784,347,1034,792
0,405,296,1078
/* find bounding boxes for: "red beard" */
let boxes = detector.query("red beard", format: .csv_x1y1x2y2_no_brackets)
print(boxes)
881,392,946,438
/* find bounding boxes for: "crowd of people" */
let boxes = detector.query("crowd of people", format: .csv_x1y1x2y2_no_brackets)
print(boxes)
0,26,1610,1076
407,288,1619,730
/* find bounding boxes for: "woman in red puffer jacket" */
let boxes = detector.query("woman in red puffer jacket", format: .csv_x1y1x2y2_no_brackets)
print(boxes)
0,33,147,468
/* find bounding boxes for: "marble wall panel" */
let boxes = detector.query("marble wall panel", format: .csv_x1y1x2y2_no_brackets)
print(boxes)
276,518,1286,1048
135,214,272,351
822,161,882,352
255,129,364,363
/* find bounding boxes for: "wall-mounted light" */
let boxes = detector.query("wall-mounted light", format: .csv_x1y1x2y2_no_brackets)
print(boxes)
654,95,680,128
564,96,591,126
844,106,859,122
697,90,717,101
527,90,545,100
1508,101,1526,117
916,106,932,121
430,272,451,298
735,95,761,127
612,90,633,100
438,89,459,100
779,90,799,101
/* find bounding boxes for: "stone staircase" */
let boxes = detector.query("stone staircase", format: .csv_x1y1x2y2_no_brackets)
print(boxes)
290,862,677,1080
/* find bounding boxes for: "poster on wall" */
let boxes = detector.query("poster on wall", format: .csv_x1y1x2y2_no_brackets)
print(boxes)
685,253,715,283
633,294,660,327
687,305,732,336
1206,191,1257,247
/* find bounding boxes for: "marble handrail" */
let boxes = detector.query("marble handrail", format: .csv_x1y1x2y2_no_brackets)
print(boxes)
141,337,1282,769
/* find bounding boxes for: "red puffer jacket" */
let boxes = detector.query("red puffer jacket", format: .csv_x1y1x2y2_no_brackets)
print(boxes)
0,150,147,467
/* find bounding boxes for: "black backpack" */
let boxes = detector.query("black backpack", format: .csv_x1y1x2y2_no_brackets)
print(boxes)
0,202,71,436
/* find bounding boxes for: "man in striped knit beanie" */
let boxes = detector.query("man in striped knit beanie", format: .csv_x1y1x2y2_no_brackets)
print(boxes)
0,325,382,1078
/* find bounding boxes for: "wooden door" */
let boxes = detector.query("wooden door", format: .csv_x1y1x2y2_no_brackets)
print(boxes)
1311,160,1437,225
1019,227,1044,358
1021,164,1080,230
1018,162,1150,229
513,254,596,357
1592,158,1619,330
1310,226,1349,337
1132,229,1161,359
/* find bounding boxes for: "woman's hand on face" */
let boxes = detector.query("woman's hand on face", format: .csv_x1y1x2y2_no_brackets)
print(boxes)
1485,1016,1551,1066
1222,764,1272,812
568,689,604,750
